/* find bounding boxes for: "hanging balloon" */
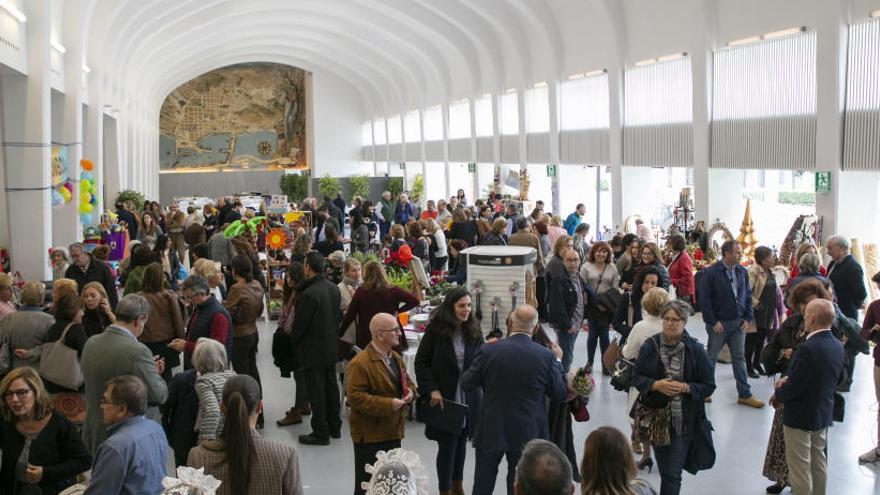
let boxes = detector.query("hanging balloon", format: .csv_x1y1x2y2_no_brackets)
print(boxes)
80,159,94,171
52,190,64,208
59,187,71,203
81,213,92,224
89,185,96,195
90,194,96,205
63,181,73,194
80,180,90,192
81,172,93,182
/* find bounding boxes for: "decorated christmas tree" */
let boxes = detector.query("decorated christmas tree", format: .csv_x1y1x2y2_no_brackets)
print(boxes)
736,198,758,260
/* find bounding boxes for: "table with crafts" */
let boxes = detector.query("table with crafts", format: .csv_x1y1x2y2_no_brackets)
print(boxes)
399,309,433,387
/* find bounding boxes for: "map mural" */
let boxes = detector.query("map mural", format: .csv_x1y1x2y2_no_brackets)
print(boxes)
159,62,308,170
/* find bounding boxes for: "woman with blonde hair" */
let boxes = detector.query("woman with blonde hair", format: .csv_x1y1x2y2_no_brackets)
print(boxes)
580,426,657,495
192,258,226,300
481,218,508,246
339,261,419,355
421,218,448,272
167,209,188,264
0,367,91,495
0,273,16,316
547,215,568,248
81,281,115,337
0,281,53,370
788,242,826,280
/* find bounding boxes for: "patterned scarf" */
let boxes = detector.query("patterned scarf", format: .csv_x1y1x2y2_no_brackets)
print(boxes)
658,333,687,435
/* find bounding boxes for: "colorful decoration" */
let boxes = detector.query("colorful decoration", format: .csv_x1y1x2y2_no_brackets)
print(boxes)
736,199,757,260
223,217,266,238
266,229,286,250
283,211,303,223
80,159,94,171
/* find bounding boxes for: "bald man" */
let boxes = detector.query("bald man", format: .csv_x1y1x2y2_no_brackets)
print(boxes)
773,299,845,495
345,313,415,495
463,305,568,495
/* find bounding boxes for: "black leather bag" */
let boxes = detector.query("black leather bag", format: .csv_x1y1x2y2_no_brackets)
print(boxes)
832,391,845,422
609,356,635,392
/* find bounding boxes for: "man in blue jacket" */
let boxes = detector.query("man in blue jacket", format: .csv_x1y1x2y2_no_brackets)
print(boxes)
463,305,568,495
697,240,764,408
772,299,845,495
562,204,585,235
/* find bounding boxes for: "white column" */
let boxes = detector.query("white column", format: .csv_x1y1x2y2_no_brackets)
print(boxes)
84,75,105,213
469,98,478,201
548,81,561,215
418,108,427,207
54,28,85,245
517,87,527,184
0,0,53,280
692,44,712,224
442,102,451,201
491,93,501,193
608,66,624,230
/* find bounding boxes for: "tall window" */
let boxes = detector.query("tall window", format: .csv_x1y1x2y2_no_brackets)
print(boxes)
362,121,373,146
373,118,386,145
404,110,421,142
448,100,471,139
844,18,880,171
713,31,817,169
559,74,609,130
386,115,402,144
624,56,693,167
423,105,443,141
525,85,550,133
475,94,493,137
500,91,519,135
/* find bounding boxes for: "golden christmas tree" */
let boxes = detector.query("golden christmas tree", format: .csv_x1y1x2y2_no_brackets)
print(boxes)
736,198,758,260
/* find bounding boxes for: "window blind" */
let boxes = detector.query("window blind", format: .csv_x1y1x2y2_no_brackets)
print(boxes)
844,18,880,171
624,57,693,167
559,74,610,164
712,32,817,170
373,118,386,145
387,115,402,144
448,100,472,139
500,92,519,135
404,110,421,142
525,86,550,133
475,95,493,137
423,106,443,141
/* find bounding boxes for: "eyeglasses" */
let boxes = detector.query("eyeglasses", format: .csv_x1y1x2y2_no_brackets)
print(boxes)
377,328,398,334
3,388,32,400
662,317,684,324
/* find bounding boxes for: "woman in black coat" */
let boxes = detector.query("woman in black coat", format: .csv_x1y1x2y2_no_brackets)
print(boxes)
414,288,483,495
632,300,716,495
612,266,661,341
160,368,199,467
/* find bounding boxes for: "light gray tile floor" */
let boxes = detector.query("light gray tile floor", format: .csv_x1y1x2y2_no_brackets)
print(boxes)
250,314,880,494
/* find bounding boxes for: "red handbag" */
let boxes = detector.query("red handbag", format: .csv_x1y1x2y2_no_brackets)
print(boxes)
570,396,590,422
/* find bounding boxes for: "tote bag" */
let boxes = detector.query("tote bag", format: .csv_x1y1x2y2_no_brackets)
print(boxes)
39,323,84,390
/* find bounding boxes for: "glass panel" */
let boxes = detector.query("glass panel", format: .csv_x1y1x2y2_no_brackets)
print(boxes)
448,101,472,139
475,95,494,137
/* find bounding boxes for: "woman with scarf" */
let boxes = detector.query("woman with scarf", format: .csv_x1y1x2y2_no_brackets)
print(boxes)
632,300,716,495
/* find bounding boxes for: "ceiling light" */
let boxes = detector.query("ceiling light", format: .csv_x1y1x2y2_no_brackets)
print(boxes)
634,52,687,67
51,40,66,53
533,81,548,88
504,87,517,94
870,9,880,18
0,1,26,22
726,26,806,47
452,98,468,105
568,69,607,80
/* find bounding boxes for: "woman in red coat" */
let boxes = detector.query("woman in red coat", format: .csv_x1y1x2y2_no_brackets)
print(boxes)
666,234,695,306
788,242,827,280
339,260,420,355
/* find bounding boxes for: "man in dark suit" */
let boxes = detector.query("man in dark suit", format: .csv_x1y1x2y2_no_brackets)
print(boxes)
462,305,568,495
291,251,343,445
772,298,845,495
825,235,867,320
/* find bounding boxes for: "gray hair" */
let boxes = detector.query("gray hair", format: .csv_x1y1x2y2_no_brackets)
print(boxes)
181,275,211,296
509,305,539,333
192,338,228,374
68,242,87,254
515,439,573,495
115,294,151,323
328,250,347,264
106,375,147,416
798,252,822,275
659,300,690,324
827,235,850,252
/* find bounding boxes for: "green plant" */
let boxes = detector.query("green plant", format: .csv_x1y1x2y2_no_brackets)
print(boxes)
349,174,370,201
115,190,145,211
350,251,379,266
279,173,309,204
387,177,404,199
317,174,341,199
411,174,424,201
778,191,816,206
386,265,413,291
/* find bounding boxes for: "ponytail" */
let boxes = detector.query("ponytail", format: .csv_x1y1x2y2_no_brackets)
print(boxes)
220,376,260,494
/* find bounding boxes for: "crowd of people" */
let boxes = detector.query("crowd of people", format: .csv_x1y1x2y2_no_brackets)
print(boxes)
0,189,875,495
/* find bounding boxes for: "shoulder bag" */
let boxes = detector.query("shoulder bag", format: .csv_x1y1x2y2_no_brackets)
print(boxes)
39,323,84,390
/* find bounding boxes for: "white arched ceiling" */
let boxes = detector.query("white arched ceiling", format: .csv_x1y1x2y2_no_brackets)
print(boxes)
79,0,602,118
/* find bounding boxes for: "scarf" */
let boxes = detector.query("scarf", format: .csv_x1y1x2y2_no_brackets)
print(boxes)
342,276,361,289
658,333,686,435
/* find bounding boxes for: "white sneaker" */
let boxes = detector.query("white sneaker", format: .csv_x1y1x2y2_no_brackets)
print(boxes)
858,447,880,464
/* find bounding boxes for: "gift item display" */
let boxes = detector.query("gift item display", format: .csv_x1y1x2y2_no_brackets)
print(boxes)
461,246,536,338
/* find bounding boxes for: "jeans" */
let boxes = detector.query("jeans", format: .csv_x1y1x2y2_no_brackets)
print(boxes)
706,319,752,399
435,430,468,491
586,318,610,368
783,426,827,495
302,365,342,437
555,328,577,373
232,333,261,389
653,431,691,495
473,447,522,495
353,439,401,495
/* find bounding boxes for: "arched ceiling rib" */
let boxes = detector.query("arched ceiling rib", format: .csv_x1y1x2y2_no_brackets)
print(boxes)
79,0,618,117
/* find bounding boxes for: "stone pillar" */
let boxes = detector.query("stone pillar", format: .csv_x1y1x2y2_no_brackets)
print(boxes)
692,45,712,224
0,0,53,280
54,25,84,245
607,66,624,230
84,74,104,213
548,81,561,215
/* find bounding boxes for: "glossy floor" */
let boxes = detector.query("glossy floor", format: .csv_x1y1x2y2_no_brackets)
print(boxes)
250,315,880,494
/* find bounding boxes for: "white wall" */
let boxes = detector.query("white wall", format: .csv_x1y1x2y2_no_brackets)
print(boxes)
311,69,370,177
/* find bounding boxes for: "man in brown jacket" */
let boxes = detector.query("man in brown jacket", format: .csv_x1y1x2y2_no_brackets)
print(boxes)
508,217,545,311
346,312,416,495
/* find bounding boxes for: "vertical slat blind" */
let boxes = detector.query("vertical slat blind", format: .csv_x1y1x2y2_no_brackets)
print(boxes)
448,100,471,139
386,115,402,144
525,86,550,133
624,57,694,167
404,111,421,142
500,92,519,135
423,106,443,141
712,32,817,170
475,95,493,137
373,118,386,145
558,74,610,164
844,18,880,171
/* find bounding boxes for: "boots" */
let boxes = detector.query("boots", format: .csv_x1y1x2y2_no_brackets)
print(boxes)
276,407,303,427
452,480,465,495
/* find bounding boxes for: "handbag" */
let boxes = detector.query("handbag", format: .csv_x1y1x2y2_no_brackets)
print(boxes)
832,391,845,422
609,355,635,392
39,323,84,390
602,335,621,371
569,396,590,422
684,415,716,474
